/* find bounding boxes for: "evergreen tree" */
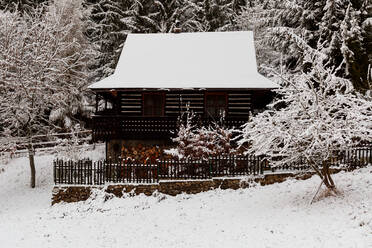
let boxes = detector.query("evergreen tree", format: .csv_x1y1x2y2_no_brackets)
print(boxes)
237,0,371,92
201,0,244,31
0,0,47,12
88,0,246,80
362,2,372,65
86,0,129,78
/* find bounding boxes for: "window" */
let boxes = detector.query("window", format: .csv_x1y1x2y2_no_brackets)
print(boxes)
143,93,165,116
96,93,115,114
205,92,227,117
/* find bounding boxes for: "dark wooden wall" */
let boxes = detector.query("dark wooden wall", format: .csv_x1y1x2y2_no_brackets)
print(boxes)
165,92,204,115
120,92,142,115
98,90,271,117
227,92,250,116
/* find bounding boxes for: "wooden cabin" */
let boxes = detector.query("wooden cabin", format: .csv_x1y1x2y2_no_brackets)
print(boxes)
89,31,278,159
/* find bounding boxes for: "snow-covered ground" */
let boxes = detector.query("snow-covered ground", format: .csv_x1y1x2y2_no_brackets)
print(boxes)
0,149,371,248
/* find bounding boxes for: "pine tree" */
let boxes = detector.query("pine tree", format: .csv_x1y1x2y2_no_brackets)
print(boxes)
0,0,46,12
362,3,372,67
86,0,129,78
236,0,371,92
88,0,246,80
339,3,369,91
88,0,207,79
201,0,240,31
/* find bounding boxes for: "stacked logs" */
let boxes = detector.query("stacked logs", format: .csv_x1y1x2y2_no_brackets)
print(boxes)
120,144,172,163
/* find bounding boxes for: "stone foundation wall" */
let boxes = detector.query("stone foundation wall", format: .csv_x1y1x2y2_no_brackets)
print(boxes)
52,171,320,205
52,186,92,204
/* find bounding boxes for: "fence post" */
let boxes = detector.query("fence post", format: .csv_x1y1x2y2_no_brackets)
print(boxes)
59,160,63,184
69,160,73,184
102,160,106,184
157,159,160,181
230,155,234,177
147,160,150,184
247,155,251,175
209,158,212,179
53,160,56,184
115,159,119,183
260,156,264,175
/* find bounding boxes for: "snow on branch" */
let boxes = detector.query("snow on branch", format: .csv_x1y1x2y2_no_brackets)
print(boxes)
165,108,236,160
0,0,96,138
238,51,372,173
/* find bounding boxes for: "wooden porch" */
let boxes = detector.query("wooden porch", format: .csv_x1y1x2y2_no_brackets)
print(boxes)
92,115,247,141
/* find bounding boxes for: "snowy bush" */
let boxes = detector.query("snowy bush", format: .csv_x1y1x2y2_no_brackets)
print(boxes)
55,124,88,161
238,43,372,190
165,109,235,160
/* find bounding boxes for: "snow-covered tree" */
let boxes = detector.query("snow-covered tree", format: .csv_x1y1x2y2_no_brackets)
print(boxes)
0,0,95,188
164,109,198,159
87,0,209,79
0,0,46,12
236,0,371,92
55,124,87,161
45,0,96,128
234,0,284,75
88,0,245,80
363,2,372,66
201,0,244,31
191,123,234,160
86,0,128,78
238,42,372,190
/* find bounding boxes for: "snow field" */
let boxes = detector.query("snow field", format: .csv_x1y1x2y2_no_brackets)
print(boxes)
0,150,371,248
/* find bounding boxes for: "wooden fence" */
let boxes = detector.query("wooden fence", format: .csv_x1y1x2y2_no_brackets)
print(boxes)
54,146,372,185
105,160,158,184
54,159,105,185
210,155,264,177
330,147,372,168
158,158,211,180
270,146,372,172
1,130,94,161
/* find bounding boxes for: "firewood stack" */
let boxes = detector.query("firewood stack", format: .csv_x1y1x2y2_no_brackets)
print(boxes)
121,144,172,163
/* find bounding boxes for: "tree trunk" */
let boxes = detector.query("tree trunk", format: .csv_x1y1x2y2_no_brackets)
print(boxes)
28,146,36,188
321,161,335,189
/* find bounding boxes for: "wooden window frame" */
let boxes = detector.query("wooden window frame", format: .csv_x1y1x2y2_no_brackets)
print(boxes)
204,92,228,118
142,92,165,117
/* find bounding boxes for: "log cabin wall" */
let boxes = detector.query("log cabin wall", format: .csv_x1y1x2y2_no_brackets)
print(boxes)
119,92,142,115
227,92,251,117
93,90,272,142
166,92,204,116
117,90,253,117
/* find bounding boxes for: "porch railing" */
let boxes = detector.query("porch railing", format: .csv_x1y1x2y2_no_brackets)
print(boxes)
91,115,247,141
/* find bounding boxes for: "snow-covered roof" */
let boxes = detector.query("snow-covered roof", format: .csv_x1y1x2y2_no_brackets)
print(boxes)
88,31,278,90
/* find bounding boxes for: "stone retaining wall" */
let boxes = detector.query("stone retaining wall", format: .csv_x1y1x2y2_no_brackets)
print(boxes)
52,171,323,205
